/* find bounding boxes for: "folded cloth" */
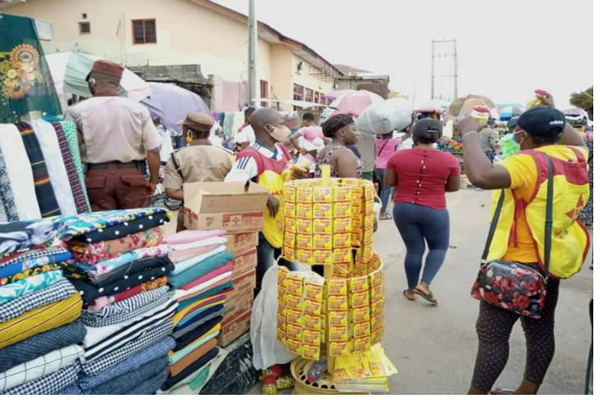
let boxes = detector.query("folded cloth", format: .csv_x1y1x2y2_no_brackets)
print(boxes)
162,347,219,390
169,251,234,289
73,245,169,274
87,276,168,311
0,248,71,280
78,336,175,391
0,320,86,374
169,244,220,264
127,369,168,395
173,316,223,352
0,279,76,323
0,246,70,270
168,236,228,252
165,229,226,246
0,219,59,259
88,355,169,395
72,255,172,286
173,291,228,327
172,245,227,276
83,286,168,322
67,262,174,304
177,282,232,311
0,363,80,395
0,293,82,350
56,384,82,395
84,299,177,361
169,338,218,377
58,208,171,242
0,344,84,391
172,305,225,339
82,287,170,327
81,318,172,376
163,348,227,395
69,226,165,260
0,269,63,303
0,263,62,287
171,327,220,365
174,263,233,299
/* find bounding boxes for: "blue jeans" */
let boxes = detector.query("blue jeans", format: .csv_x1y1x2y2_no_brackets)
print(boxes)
376,168,392,215
393,203,450,289
256,233,298,296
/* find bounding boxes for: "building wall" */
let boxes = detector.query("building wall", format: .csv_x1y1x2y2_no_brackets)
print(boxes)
291,54,334,96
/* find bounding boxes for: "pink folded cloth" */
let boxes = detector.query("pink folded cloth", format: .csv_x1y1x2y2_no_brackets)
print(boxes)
165,230,226,246
169,244,221,263
180,262,234,291
175,275,233,302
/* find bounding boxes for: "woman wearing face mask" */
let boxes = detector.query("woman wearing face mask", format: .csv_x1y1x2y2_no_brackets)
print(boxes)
316,114,364,178
460,93,590,395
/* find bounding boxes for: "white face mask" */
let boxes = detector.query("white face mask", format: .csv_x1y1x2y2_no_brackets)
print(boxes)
268,124,290,142
513,130,528,147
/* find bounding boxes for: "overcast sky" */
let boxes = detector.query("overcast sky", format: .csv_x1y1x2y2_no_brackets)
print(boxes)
213,0,593,109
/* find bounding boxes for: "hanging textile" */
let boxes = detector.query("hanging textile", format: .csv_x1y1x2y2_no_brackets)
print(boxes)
0,15,62,124
59,121,91,212
0,146,18,221
0,124,40,220
31,120,77,216
16,122,61,218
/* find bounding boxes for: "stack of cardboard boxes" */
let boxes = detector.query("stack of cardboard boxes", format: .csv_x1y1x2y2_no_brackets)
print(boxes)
183,182,268,347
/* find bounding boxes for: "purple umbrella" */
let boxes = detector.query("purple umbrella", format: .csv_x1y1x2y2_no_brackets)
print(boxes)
141,82,210,134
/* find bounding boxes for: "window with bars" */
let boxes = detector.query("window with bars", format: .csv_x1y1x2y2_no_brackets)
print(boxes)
293,84,304,101
132,19,157,44
79,22,90,34
305,88,314,103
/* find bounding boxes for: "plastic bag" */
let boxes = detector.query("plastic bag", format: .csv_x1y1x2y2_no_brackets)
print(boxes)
251,266,297,370
355,98,412,135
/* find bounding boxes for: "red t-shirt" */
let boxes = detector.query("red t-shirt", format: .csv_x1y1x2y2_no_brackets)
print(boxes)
387,148,461,210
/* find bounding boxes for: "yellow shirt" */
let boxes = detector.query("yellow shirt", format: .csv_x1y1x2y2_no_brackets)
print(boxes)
500,145,588,263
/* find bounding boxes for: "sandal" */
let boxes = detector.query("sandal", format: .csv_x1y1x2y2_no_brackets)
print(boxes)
379,213,393,221
414,287,438,305
403,289,416,301
490,389,515,395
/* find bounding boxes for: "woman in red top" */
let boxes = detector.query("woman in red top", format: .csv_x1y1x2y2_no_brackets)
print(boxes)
385,118,461,304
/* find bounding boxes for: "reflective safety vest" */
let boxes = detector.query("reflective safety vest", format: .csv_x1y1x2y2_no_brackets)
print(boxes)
488,148,590,279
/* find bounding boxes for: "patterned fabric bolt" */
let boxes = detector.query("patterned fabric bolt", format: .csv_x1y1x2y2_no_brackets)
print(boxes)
0,147,18,221
0,263,63,287
0,279,76,322
0,363,80,395
0,270,64,303
59,120,91,212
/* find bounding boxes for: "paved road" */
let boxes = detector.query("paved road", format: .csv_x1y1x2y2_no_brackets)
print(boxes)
378,189,593,394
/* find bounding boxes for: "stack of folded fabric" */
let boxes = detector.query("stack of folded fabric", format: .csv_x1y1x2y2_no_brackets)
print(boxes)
0,219,85,395
161,230,235,394
57,208,178,395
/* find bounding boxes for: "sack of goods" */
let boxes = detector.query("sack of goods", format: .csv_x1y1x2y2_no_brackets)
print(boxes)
355,98,412,135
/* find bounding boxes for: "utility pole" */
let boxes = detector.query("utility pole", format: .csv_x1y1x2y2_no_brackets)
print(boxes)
248,0,257,107
431,38,458,101
453,39,458,99
430,40,434,100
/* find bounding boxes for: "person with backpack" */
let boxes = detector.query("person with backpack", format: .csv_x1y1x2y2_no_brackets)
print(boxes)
459,92,590,395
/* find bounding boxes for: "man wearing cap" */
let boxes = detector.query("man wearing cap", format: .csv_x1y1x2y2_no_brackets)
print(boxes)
65,59,162,211
459,92,589,395
164,112,233,231
479,119,497,162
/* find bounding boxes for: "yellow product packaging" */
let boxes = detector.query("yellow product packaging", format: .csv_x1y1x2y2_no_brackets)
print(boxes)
295,218,313,234
371,328,384,344
334,186,353,202
296,203,313,219
302,329,321,346
277,327,286,344
278,288,287,307
302,344,320,361
287,338,303,355
333,247,352,263
283,186,296,202
313,186,334,203
332,263,352,279
353,337,371,353
350,291,370,309
283,232,295,248
351,187,364,202
287,293,303,310
370,269,383,287
296,249,314,264
351,217,364,232
296,234,314,250
287,308,304,326
304,299,322,315
285,274,304,295
349,276,369,293
364,199,375,216
313,250,333,265
371,314,384,331
277,311,287,327
313,218,333,234
371,282,384,302
284,217,296,234
357,244,374,263
303,314,321,330
333,233,351,249
364,184,375,201
286,323,303,341
314,234,332,250
313,203,334,218
353,321,371,338
326,279,348,296
284,203,296,218
328,311,349,327
329,341,350,357
328,294,348,311
296,187,313,203
334,202,352,218
277,267,289,285
283,246,295,261
355,260,369,276
304,277,324,302
351,231,363,248
371,298,384,317
351,204,363,220
329,325,350,342
351,306,370,324
334,218,352,234
364,216,375,235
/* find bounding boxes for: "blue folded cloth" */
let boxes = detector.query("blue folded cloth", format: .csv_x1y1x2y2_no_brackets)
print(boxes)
169,251,233,289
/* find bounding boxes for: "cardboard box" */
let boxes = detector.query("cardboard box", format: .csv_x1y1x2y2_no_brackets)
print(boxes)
226,269,256,301
223,293,254,326
232,249,258,278
183,182,268,233
226,232,259,257
219,310,252,346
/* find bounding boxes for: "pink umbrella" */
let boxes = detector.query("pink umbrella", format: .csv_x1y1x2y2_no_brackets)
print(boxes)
321,90,384,122
322,89,356,100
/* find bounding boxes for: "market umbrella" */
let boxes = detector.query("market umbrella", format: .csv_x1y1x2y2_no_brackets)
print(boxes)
499,105,525,121
414,99,448,114
45,51,151,101
320,90,384,122
445,94,497,123
141,82,210,135
322,89,356,100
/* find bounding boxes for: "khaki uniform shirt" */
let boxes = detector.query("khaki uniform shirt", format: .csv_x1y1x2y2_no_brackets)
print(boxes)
164,145,234,190
65,96,162,164
479,128,496,153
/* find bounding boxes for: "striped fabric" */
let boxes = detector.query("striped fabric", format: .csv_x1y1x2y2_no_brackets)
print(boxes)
0,147,18,221
15,122,61,217
1,363,80,395
51,122,90,214
59,121,91,212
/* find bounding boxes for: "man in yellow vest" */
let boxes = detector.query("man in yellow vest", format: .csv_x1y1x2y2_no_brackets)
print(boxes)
459,92,589,395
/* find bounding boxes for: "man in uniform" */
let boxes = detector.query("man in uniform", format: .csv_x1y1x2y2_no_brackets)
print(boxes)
65,60,162,211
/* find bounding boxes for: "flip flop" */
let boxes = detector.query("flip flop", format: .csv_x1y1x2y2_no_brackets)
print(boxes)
379,213,393,221
403,289,416,301
414,287,438,305
490,389,515,395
